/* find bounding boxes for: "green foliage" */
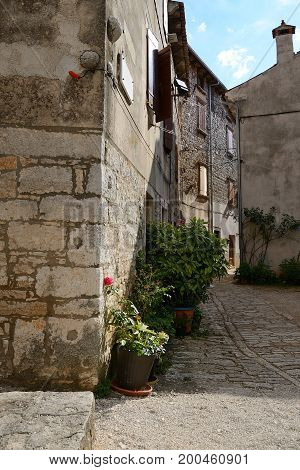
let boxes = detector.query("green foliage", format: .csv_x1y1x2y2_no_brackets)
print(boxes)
235,261,276,285
243,207,297,266
130,251,175,336
279,253,300,285
106,285,169,357
154,354,172,375
146,218,228,307
94,378,111,399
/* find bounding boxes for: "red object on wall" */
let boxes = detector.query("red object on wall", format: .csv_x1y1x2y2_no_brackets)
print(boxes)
68,70,81,80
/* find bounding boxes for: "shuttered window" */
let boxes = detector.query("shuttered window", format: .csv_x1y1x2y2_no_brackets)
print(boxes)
228,181,235,208
227,127,234,155
147,29,158,110
198,102,206,133
198,165,208,198
156,45,172,122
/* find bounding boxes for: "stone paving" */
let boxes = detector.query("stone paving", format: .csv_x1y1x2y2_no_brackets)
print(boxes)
95,279,300,449
166,279,300,392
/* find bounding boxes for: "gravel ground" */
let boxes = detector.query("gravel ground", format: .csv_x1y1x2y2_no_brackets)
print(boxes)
94,386,300,450
94,280,300,450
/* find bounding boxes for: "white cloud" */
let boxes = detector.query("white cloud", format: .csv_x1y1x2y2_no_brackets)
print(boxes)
278,0,298,5
227,27,234,33
217,47,255,79
198,22,207,33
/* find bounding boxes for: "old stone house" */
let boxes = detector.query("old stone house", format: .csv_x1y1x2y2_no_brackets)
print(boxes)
0,0,188,390
226,21,300,269
179,47,239,266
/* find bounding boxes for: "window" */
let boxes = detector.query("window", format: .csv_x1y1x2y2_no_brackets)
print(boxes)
147,30,172,123
198,164,208,199
147,29,158,110
163,0,168,37
228,180,235,208
198,101,207,133
146,192,155,222
227,126,235,155
197,73,205,90
214,229,221,238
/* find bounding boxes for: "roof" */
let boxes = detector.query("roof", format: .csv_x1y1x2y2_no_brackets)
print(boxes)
188,45,227,94
168,1,190,83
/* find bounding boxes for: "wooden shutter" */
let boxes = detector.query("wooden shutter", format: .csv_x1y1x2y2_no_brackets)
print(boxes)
227,127,234,153
164,117,173,152
147,30,158,109
198,103,206,132
199,165,208,197
156,45,172,122
228,181,235,208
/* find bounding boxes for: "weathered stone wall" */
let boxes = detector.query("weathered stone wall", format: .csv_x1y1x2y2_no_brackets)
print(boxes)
226,33,300,268
180,57,239,263
0,0,107,390
0,0,180,389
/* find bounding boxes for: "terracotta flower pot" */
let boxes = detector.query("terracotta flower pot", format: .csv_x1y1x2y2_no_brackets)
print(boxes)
115,346,156,391
174,307,195,335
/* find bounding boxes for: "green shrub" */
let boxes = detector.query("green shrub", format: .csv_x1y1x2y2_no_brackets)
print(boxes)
94,378,111,399
130,251,175,336
235,261,276,284
146,218,228,307
279,254,300,285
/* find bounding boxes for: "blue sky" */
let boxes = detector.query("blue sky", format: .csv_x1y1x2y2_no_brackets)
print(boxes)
184,0,300,89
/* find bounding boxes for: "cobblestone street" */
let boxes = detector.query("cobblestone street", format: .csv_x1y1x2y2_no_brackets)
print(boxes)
95,279,300,449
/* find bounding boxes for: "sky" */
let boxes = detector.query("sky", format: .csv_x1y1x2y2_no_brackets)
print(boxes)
184,0,300,89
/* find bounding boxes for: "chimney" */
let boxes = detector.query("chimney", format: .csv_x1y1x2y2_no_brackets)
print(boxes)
272,20,296,65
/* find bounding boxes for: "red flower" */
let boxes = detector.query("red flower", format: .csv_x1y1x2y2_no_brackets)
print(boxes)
104,276,114,286
68,70,81,80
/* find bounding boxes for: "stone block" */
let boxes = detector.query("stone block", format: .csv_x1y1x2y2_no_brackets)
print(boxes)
68,224,101,266
54,298,103,319
19,166,72,194
0,253,7,287
0,156,17,170
74,168,86,194
8,222,65,252
0,301,47,318
0,200,38,221
0,172,17,198
36,267,101,298
40,195,107,223
13,318,46,373
87,164,117,199
46,317,102,390
0,392,95,450
0,127,101,160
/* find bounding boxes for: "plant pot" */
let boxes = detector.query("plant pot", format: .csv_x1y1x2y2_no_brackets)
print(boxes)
174,307,195,335
115,346,156,391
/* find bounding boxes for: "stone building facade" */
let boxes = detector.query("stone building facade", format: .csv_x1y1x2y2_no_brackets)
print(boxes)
0,1,188,390
179,47,239,266
226,21,300,269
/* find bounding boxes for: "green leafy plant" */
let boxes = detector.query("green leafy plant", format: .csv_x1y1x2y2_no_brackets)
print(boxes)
105,284,169,357
242,207,297,266
146,218,228,307
279,253,300,285
94,378,112,399
235,261,276,284
130,251,175,336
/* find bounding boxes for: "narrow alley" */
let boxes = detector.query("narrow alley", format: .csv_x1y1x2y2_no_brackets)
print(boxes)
95,279,300,449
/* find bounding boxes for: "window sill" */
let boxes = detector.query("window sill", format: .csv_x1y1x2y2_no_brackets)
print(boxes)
198,128,207,137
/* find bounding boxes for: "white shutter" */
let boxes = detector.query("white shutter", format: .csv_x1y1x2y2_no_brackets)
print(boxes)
147,29,158,109
198,103,206,132
199,165,208,197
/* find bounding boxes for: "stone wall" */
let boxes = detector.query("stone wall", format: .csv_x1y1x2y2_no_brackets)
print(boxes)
180,54,239,264
0,0,107,390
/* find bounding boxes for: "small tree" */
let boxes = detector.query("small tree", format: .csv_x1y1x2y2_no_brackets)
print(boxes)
242,207,297,266
146,218,228,306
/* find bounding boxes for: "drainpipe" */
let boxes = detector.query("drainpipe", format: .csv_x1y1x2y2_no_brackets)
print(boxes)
236,102,243,262
208,82,219,232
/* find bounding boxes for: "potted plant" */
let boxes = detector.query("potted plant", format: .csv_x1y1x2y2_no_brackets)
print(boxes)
104,278,169,394
146,219,228,335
